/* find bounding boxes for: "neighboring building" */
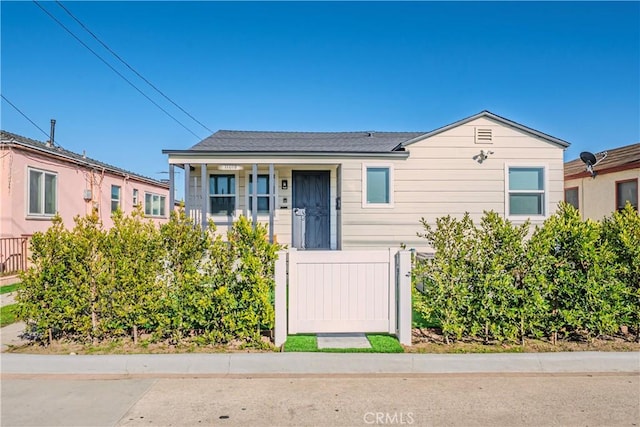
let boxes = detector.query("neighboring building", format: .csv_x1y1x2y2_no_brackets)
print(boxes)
0,130,171,239
564,143,639,220
163,110,569,250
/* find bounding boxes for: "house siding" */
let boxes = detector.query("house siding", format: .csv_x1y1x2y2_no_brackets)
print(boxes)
564,168,640,220
170,115,566,251
340,116,565,250
0,146,170,238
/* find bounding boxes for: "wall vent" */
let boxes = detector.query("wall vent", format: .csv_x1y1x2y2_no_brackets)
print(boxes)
475,127,493,144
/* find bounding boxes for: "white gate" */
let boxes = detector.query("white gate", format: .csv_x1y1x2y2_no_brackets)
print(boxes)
274,249,412,346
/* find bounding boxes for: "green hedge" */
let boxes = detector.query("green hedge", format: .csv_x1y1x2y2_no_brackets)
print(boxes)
17,208,280,346
414,203,640,344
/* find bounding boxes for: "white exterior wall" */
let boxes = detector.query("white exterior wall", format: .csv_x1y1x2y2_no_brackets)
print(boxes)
173,116,566,250
190,164,338,248
565,168,640,221
341,116,565,250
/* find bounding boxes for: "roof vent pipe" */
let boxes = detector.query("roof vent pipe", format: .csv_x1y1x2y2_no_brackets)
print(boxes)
48,119,56,147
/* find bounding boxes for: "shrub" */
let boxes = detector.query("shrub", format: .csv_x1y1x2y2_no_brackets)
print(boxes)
413,205,628,344
18,209,280,347
527,203,624,342
601,203,640,340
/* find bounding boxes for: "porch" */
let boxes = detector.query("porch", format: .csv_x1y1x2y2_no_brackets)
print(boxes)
168,160,344,250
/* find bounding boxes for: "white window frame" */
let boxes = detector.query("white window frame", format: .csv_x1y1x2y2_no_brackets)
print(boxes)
209,171,238,219
362,163,394,208
26,167,58,218
244,171,279,219
144,192,167,218
504,163,548,219
132,188,139,207
111,185,121,213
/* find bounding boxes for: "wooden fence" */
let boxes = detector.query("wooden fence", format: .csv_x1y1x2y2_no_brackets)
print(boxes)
0,237,28,275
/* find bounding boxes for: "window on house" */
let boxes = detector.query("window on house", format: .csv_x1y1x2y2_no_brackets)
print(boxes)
133,188,139,206
248,174,270,214
616,179,638,210
111,185,121,213
209,174,236,215
28,168,57,216
565,187,579,210
508,167,545,216
144,192,166,217
363,165,393,206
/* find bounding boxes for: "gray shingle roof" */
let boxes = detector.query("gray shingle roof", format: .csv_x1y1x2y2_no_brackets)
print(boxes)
1,130,168,187
190,130,426,152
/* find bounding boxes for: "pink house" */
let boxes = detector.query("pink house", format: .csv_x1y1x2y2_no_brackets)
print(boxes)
0,130,170,272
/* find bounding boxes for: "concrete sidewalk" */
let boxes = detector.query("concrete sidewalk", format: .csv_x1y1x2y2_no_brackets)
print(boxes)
2,351,638,376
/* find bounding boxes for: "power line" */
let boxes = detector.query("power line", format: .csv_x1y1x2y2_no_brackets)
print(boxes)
32,1,203,140
1,94,52,141
54,0,213,135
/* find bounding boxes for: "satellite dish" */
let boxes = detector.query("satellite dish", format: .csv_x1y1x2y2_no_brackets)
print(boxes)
580,151,597,166
579,151,608,178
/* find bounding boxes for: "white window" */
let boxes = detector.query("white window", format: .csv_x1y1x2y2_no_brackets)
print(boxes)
209,174,236,216
245,172,278,217
362,163,394,208
28,168,57,216
506,166,546,216
111,185,121,213
144,192,166,217
133,188,139,206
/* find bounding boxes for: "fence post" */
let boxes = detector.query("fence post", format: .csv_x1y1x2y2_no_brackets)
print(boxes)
274,250,288,347
396,250,412,346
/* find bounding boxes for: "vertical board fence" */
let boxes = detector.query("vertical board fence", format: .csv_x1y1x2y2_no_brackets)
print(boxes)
0,237,28,275
274,249,412,346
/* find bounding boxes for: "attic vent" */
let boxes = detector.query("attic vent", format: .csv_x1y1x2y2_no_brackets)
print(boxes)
475,127,493,144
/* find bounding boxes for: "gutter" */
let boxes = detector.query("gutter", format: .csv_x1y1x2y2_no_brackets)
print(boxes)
161,150,410,159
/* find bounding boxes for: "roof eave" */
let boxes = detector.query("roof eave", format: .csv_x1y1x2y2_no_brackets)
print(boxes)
4,139,169,188
162,150,410,159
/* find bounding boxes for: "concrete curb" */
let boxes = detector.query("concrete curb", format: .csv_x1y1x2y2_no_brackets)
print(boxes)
1,352,638,375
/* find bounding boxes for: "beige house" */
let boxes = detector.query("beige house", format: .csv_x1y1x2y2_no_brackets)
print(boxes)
163,111,569,250
564,143,639,220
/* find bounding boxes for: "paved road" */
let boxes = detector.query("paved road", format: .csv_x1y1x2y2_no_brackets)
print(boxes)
2,374,638,426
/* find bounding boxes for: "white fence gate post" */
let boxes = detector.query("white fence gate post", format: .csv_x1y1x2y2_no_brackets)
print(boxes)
274,250,288,347
396,250,412,346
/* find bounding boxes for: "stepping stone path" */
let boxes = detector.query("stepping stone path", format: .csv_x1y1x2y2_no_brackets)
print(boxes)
317,333,371,349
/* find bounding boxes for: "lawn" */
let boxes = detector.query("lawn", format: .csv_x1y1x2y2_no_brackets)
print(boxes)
1,304,19,327
0,283,21,295
283,334,404,353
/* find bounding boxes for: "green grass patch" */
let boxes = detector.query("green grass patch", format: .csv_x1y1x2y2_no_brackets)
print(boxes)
0,283,21,295
283,334,317,352
283,334,404,353
1,304,19,327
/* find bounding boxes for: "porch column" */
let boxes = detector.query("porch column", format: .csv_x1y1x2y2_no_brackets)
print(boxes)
184,163,190,217
336,164,342,250
251,163,258,229
201,164,208,229
269,163,275,243
168,164,175,213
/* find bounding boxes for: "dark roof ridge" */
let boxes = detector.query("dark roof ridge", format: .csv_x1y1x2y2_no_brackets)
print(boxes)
1,130,168,187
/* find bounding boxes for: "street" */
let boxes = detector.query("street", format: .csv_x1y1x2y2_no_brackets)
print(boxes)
2,374,638,426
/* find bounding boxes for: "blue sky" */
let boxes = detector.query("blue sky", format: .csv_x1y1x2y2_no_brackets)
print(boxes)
2,1,639,185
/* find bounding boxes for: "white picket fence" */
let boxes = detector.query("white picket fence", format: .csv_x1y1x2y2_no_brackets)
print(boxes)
274,249,412,346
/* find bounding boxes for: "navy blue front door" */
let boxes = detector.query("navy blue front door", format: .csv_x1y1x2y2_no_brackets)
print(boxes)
292,171,330,249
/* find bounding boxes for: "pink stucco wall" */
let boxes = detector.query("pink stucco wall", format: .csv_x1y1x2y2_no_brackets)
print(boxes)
0,146,170,238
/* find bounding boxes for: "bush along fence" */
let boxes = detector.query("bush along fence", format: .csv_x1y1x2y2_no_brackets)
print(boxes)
413,203,640,344
17,208,280,347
